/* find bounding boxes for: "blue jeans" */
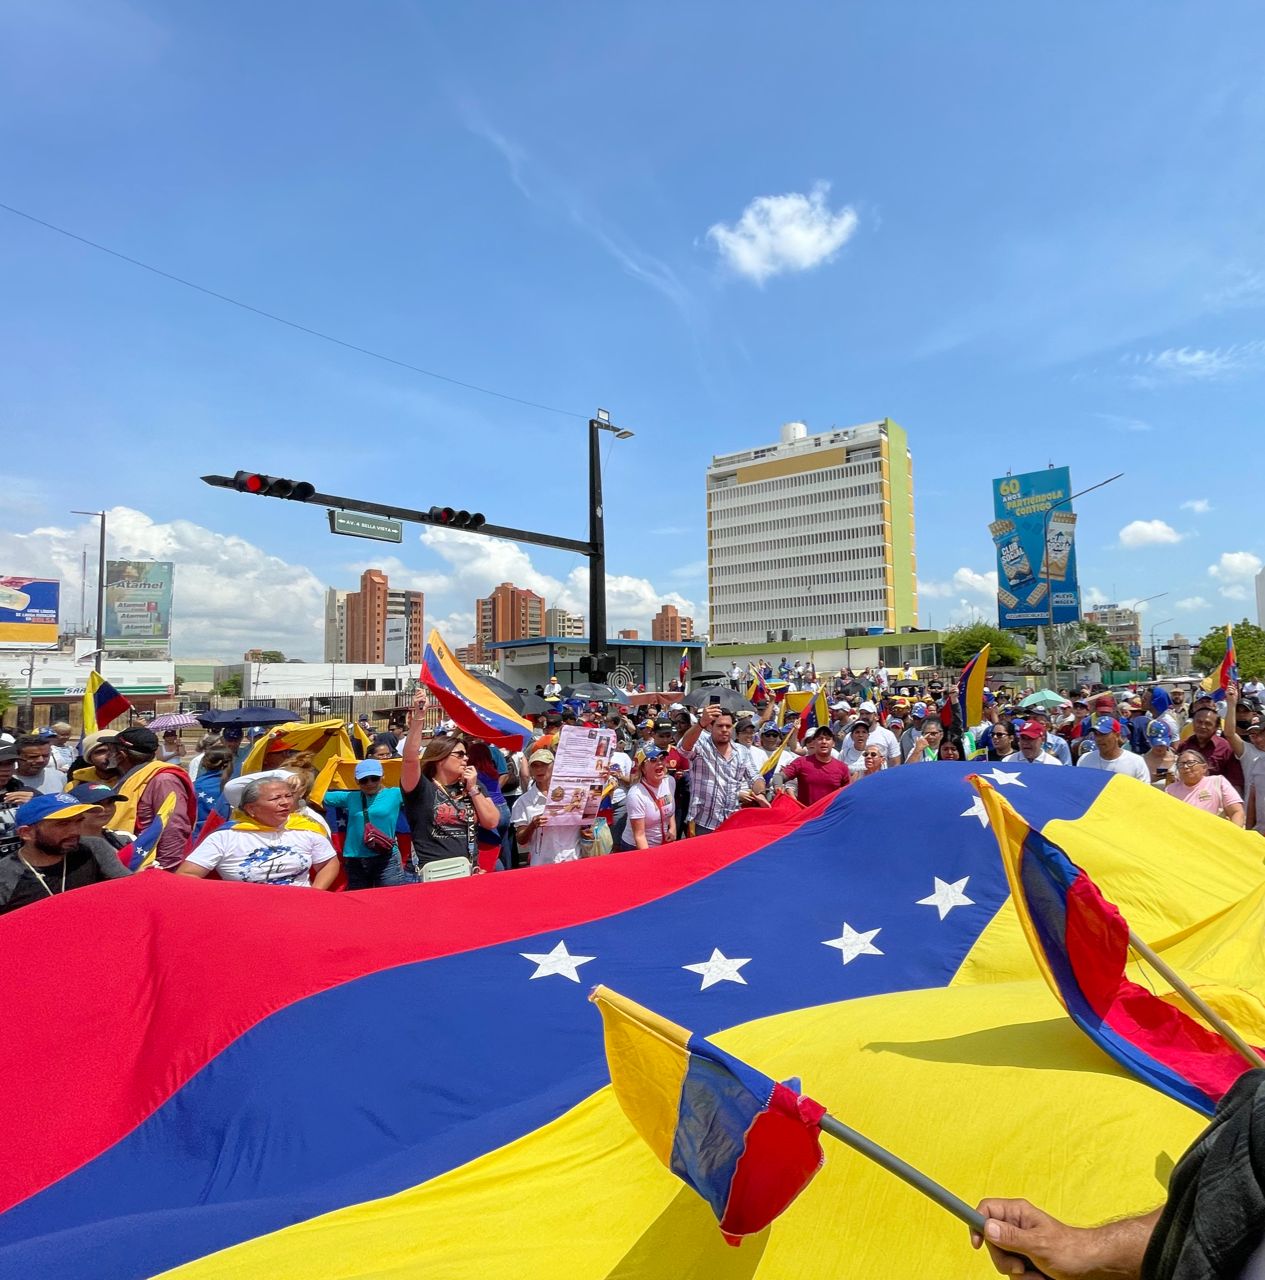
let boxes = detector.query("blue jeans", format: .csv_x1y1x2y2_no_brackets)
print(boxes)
493,801,513,870
345,851,417,889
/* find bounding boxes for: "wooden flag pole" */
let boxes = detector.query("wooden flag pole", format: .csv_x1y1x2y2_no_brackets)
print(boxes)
820,1114,986,1233
1128,930,1265,1070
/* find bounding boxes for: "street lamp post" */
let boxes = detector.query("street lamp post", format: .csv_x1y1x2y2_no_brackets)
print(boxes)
588,410,634,681
71,509,107,674
1150,617,1174,679
1044,473,1124,691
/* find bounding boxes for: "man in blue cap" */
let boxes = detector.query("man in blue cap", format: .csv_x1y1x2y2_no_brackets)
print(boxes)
0,792,131,915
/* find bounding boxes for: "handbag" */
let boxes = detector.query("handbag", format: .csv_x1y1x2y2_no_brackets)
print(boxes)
359,793,396,855
580,817,614,858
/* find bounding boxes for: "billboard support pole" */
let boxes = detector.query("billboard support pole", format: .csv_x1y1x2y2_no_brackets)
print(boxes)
1042,473,1123,690
72,509,108,673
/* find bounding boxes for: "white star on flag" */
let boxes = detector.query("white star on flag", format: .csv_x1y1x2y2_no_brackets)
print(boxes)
982,768,1026,788
520,940,596,982
822,923,883,965
917,876,975,920
683,948,751,990
960,795,990,826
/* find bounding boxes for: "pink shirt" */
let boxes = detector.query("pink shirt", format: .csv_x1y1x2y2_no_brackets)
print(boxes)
1166,774,1242,815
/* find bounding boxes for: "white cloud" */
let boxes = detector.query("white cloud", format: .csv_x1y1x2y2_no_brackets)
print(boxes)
706,182,858,284
1123,339,1265,385
1081,585,1111,610
1118,519,1183,548
1180,499,1212,514
0,507,325,659
919,567,997,600
415,527,700,643
1208,551,1263,602
1176,596,1209,610
1209,550,1263,582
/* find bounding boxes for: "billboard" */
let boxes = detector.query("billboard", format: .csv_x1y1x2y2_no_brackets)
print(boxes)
384,617,408,666
990,468,1081,629
0,576,60,648
104,560,174,652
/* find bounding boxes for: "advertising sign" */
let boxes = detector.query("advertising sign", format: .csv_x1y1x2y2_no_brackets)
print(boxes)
384,617,408,666
0,576,60,648
990,468,1081,629
104,560,174,652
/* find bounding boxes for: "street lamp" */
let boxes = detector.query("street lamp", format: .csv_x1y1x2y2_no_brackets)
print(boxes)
1150,617,1174,679
1044,473,1123,691
587,411,635,680
71,509,107,674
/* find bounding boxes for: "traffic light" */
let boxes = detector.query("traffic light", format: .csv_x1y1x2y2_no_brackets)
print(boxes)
231,472,316,501
426,506,486,530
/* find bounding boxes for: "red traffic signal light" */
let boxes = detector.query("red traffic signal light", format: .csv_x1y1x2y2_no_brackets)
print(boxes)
427,506,485,529
232,472,316,501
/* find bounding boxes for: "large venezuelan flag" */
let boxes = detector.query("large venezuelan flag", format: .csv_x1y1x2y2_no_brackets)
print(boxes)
3,764,1265,1278
956,643,989,731
81,670,131,737
421,628,532,748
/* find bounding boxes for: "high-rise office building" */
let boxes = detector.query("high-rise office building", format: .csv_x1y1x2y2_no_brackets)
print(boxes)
343,570,424,664
544,607,585,637
651,604,694,642
1084,605,1142,651
323,589,347,663
476,582,546,652
706,419,918,645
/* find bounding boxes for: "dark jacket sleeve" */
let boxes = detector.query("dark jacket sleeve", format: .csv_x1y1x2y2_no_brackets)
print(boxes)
83,836,132,880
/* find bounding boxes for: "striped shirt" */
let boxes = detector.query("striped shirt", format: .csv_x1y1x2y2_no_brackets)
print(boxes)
684,732,758,831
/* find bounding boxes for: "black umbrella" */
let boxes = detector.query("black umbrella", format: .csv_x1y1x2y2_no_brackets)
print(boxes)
519,693,550,715
561,682,623,702
196,706,298,729
681,686,756,714
472,671,527,714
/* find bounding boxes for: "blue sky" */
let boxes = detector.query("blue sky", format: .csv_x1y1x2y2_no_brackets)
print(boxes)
2,1,1263,659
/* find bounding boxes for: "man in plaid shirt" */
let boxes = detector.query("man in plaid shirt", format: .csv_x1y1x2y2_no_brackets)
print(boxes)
679,704,763,835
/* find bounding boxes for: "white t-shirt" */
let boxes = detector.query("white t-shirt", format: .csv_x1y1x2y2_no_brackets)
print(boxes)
625,778,675,847
861,724,901,764
186,827,337,885
1076,750,1150,783
1237,741,1265,834
742,743,769,771
510,783,586,866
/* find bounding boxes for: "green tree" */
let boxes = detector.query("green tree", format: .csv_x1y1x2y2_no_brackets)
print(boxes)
257,650,286,663
1102,643,1132,672
215,673,243,697
940,622,1026,668
0,679,12,719
1194,621,1265,681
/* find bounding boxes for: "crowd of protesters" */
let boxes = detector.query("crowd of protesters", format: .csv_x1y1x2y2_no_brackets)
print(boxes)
1,661,1260,916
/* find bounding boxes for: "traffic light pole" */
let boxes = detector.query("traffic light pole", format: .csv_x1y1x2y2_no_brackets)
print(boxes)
203,412,624,680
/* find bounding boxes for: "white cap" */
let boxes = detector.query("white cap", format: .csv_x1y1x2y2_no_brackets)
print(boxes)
223,769,295,811
859,701,877,713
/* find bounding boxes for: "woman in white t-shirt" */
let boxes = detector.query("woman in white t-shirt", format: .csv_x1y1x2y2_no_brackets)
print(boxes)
178,772,340,888
623,748,676,850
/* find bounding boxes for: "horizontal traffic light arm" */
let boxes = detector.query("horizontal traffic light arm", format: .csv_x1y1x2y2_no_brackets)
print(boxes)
201,474,593,557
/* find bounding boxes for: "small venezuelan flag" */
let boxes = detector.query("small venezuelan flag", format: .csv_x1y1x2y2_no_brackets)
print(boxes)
973,776,1259,1117
798,687,829,736
679,647,690,689
590,985,825,1244
82,671,131,738
956,643,989,732
118,793,178,872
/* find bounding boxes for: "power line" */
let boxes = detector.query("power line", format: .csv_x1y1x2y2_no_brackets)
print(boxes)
0,200,585,421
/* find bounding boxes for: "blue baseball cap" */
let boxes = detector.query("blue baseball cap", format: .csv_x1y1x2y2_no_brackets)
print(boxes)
638,745,669,762
68,783,123,806
1146,719,1174,747
1092,716,1122,735
14,792,98,827
354,759,384,780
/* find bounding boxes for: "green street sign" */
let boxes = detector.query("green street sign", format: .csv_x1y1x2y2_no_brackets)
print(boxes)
327,510,404,543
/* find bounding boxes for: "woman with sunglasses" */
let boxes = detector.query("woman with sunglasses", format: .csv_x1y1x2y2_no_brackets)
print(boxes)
400,692,501,871
623,746,676,850
854,745,887,778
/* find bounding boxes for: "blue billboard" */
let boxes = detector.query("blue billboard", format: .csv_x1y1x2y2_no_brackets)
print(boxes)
990,468,1081,630
0,576,60,648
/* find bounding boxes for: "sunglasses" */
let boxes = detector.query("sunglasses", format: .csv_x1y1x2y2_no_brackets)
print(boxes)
450,749,468,759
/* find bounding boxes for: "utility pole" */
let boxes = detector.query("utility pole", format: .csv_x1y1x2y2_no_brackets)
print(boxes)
71,509,107,673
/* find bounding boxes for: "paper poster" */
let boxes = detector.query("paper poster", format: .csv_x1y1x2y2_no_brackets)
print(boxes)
544,725,615,827
0,576,59,647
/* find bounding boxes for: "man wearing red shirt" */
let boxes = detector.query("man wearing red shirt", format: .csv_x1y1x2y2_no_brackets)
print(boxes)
1184,704,1243,792
776,725,850,806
